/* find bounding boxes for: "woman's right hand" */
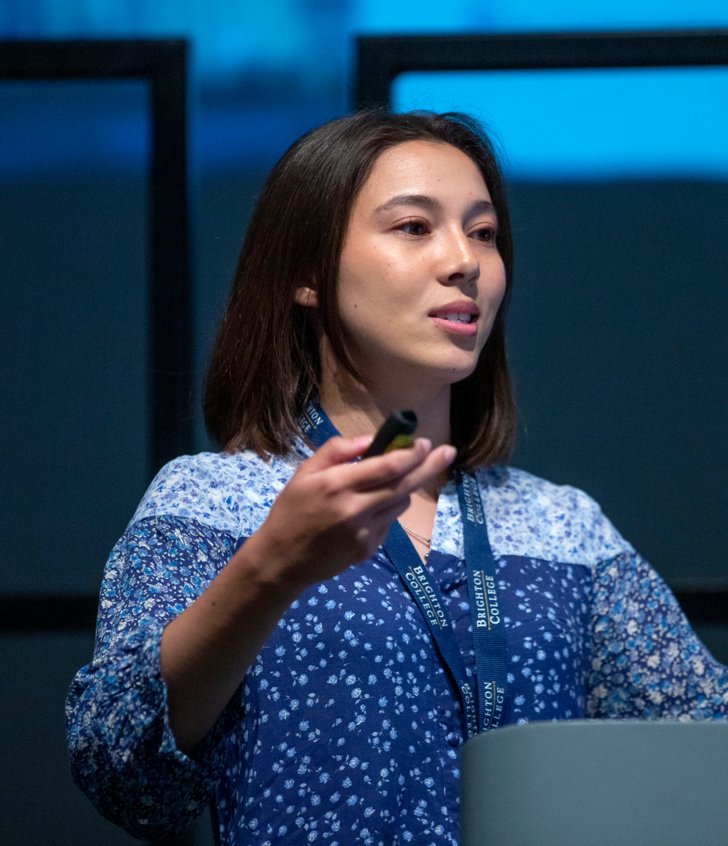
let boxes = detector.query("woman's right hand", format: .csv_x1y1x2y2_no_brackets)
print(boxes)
160,434,454,752
241,435,456,593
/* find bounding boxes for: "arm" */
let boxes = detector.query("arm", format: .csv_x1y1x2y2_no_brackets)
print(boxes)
160,434,455,751
67,435,454,838
587,551,728,719
66,516,241,841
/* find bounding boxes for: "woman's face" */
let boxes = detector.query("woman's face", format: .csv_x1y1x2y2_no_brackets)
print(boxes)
333,140,507,392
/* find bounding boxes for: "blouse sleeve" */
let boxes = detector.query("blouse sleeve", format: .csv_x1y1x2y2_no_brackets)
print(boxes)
586,551,728,720
65,515,244,841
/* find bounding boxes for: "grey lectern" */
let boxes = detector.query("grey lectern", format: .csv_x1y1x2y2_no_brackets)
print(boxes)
460,720,728,846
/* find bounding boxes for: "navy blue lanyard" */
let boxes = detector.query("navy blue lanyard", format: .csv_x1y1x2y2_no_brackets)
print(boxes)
298,400,508,737
457,472,508,733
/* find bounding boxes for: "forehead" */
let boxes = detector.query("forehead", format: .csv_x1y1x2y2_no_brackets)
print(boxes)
358,139,490,204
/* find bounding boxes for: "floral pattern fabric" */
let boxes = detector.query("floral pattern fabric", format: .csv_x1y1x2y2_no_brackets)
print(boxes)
66,447,728,845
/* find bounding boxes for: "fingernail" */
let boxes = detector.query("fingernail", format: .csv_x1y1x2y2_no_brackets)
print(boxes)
354,435,373,449
442,445,457,464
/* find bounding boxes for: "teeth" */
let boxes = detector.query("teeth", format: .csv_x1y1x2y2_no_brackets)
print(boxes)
444,312,472,323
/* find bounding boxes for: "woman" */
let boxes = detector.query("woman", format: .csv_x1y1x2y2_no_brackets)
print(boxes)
67,111,727,845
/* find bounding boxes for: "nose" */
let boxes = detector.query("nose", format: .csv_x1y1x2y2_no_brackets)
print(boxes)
438,229,480,286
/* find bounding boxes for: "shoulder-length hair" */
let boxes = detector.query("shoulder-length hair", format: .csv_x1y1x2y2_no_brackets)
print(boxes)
204,110,516,470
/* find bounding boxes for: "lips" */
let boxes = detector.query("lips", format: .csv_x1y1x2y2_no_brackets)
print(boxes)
429,301,480,336
429,301,480,321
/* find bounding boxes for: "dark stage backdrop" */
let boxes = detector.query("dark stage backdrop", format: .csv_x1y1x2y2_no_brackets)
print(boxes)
2,34,727,846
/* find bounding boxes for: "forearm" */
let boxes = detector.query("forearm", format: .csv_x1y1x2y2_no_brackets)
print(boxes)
67,617,234,840
160,530,304,752
162,434,456,752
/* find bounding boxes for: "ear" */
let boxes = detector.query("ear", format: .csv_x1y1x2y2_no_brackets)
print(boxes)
294,286,318,307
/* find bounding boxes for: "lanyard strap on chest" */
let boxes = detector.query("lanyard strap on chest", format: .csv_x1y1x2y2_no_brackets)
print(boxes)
297,400,509,736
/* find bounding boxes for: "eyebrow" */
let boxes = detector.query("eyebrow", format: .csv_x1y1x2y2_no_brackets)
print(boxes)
373,193,497,218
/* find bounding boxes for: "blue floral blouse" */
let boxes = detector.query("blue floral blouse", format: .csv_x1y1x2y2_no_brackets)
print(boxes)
66,442,728,845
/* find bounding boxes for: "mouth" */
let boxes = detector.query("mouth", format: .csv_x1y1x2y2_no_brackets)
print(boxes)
434,311,475,324
429,301,480,320
429,303,480,336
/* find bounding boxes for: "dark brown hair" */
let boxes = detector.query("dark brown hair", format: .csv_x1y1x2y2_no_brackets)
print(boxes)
204,110,516,469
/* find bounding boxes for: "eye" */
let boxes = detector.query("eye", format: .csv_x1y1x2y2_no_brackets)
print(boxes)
471,224,497,245
397,219,430,237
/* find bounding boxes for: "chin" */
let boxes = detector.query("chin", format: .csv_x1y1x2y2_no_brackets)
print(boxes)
426,355,480,385
363,348,480,388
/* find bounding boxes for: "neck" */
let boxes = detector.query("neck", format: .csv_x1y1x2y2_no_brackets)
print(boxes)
318,361,452,453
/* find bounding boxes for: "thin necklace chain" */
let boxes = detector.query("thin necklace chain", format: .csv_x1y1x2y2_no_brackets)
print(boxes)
398,521,431,547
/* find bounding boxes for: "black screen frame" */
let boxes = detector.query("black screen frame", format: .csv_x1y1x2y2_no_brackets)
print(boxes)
1,39,191,631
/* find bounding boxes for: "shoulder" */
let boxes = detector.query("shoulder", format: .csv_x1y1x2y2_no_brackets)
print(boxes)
129,449,303,538
475,464,634,567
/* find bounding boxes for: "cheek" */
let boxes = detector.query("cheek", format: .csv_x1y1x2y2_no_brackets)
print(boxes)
493,256,508,303
481,257,507,305
478,264,507,338
496,276,507,309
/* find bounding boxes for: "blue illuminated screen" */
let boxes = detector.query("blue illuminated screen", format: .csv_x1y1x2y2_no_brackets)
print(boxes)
394,67,728,180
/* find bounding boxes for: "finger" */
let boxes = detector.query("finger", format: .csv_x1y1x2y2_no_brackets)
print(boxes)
301,434,373,473
368,494,411,525
334,437,434,491
356,443,456,511
400,443,457,493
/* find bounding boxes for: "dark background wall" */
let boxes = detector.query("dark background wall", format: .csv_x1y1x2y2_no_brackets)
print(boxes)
2,4,727,845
